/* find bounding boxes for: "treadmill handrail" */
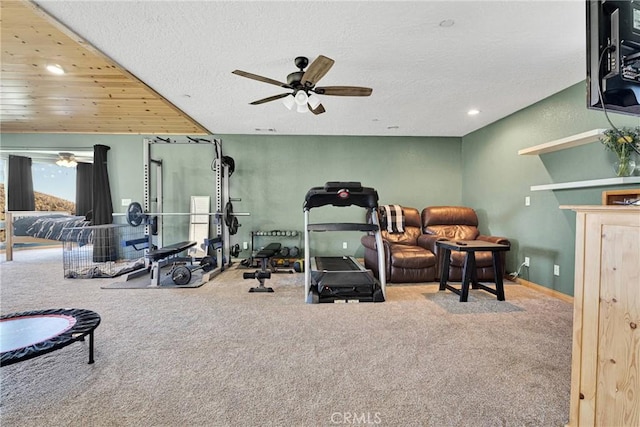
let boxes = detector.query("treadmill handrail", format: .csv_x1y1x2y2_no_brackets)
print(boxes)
307,223,379,232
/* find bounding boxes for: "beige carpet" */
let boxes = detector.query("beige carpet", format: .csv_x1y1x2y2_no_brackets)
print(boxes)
1,248,573,426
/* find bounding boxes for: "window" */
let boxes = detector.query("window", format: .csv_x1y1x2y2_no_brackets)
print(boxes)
32,161,76,213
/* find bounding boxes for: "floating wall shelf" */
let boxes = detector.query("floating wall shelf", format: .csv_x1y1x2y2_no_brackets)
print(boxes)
530,177,640,191
520,129,640,191
518,129,607,155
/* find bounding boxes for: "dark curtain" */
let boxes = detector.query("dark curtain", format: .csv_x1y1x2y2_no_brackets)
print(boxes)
92,144,113,225
75,162,93,218
92,145,117,262
7,155,35,211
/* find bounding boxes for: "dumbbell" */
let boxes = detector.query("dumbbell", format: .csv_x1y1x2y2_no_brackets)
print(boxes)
243,271,272,280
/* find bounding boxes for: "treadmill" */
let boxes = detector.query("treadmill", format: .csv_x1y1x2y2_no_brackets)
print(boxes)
303,182,386,303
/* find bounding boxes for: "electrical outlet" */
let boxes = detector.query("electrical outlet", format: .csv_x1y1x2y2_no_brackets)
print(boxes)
524,257,530,267
243,241,248,250
121,198,132,207
525,196,531,206
554,264,560,276
342,242,348,249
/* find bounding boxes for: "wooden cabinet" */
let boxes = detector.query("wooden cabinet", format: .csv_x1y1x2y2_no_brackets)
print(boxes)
561,205,640,427
602,189,640,206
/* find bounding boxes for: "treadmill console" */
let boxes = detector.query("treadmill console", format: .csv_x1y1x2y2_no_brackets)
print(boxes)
323,181,363,192
304,181,378,210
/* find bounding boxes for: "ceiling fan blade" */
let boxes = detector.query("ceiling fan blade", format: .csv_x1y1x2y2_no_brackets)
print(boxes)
309,103,326,115
232,70,289,88
250,93,290,105
301,55,335,86
314,86,373,96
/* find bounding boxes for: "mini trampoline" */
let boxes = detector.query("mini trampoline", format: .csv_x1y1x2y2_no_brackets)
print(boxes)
0,308,101,366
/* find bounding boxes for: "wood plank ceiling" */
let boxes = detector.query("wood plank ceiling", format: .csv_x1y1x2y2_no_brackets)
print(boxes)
0,0,210,134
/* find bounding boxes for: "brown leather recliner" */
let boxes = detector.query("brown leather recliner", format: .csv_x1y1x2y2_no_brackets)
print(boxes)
417,206,510,281
361,206,437,283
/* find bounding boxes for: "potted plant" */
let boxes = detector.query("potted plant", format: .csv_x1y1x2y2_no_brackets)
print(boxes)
600,127,640,177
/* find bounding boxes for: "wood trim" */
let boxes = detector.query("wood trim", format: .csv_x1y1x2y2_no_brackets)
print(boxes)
26,0,211,134
1,1,211,135
513,277,574,304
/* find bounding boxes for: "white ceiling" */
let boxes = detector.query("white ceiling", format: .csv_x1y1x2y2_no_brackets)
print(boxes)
34,0,588,137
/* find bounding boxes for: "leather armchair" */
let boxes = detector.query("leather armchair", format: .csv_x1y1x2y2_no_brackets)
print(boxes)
417,206,510,281
361,206,437,283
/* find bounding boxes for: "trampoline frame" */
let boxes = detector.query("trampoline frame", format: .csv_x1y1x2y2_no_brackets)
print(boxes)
1,308,101,366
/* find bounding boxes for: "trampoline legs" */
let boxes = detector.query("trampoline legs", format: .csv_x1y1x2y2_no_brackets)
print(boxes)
88,332,95,364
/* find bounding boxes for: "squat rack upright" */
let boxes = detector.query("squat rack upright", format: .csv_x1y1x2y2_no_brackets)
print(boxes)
142,137,243,277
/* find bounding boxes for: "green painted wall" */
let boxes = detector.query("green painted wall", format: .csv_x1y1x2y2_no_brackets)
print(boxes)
461,82,639,296
0,133,462,257
220,135,462,256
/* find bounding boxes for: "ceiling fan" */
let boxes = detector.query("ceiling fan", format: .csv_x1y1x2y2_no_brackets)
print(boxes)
232,55,372,115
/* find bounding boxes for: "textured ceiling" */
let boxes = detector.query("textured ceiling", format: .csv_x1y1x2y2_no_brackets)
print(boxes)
21,0,587,137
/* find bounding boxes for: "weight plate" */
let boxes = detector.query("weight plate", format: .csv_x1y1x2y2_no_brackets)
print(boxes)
126,202,145,227
229,216,239,235
222,155,235,176
224,201,233,227
171,266,192,286
200,256,215,273
289,246,299,258
230,244,240,258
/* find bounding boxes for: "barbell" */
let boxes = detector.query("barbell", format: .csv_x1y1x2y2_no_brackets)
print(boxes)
125,202,249,235
171,256,216,286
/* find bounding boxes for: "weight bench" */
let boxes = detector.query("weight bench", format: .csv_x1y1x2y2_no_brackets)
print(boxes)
244,243,281,293
147,241,197,286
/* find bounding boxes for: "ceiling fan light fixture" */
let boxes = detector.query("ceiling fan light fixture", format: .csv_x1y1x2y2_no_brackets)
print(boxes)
307,93,321,110
233,55,371,116
282,94,295,110
56,152,77,167
294,90,308,106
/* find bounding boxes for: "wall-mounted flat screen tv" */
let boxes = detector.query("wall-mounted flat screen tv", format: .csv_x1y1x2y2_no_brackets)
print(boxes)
586,0,640,117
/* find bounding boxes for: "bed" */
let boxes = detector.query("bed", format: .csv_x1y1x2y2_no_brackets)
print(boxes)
3,211,92,261
3,211,146,279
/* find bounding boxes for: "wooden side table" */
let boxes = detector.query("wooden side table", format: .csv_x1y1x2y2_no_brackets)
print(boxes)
436,240,510,302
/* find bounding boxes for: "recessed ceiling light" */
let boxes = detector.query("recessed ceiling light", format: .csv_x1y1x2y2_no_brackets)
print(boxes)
46,64,65,75
467,109,480,116
439,19,455,27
